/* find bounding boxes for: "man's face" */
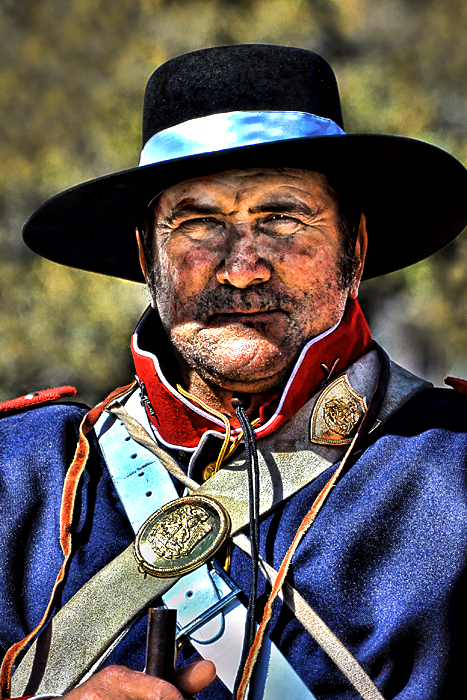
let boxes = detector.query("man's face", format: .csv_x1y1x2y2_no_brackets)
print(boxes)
144,168,364,393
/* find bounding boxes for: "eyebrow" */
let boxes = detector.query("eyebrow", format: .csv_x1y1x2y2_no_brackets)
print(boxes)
166,198,225,224
248,198,321,217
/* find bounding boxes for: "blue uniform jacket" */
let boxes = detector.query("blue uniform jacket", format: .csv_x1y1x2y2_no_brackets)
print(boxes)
1,387,467,700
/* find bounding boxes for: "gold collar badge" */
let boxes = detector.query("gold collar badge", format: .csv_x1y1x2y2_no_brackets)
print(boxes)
311,374,367,446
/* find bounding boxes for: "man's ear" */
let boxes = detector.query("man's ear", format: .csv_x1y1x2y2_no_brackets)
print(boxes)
348,214,368,300
136,227,150,282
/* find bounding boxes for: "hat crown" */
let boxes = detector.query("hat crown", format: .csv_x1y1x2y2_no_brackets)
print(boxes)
142,44,344,146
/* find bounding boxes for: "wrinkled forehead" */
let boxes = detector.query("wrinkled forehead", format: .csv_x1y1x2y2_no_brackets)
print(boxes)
151,167,336,215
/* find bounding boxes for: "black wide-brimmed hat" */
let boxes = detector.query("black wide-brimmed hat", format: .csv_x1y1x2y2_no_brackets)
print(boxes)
23,44,467,282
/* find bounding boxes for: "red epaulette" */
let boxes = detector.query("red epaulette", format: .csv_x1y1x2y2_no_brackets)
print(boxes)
0,386,77,414
445,376,467,395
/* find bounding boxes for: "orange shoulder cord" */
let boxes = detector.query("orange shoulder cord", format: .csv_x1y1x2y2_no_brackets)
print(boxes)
175,381,357,700
235,431,360,700
0,382,136,700
235,344,390,699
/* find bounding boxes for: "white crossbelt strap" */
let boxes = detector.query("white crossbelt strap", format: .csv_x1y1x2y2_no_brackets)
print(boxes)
96,390,316,700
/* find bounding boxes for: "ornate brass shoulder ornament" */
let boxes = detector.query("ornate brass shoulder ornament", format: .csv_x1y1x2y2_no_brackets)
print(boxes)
310,374,367,446
134,494,230,578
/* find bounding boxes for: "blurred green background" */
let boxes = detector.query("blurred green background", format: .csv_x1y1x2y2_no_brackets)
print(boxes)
2,0,467,407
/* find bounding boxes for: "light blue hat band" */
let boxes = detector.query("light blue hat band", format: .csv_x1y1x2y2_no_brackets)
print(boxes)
139,110,345,167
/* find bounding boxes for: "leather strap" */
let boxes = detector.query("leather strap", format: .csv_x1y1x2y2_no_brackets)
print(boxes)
11,353,430,697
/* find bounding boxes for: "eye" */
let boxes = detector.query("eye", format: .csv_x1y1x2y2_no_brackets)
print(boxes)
177,217,225,240
260,214,303,235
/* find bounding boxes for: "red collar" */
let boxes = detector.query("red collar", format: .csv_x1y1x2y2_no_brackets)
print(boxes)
131,299,373,450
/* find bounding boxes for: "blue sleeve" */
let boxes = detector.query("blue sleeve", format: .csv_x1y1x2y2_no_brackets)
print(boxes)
0,403,135,660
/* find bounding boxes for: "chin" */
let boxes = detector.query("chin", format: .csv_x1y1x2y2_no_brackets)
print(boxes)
180,338,294,390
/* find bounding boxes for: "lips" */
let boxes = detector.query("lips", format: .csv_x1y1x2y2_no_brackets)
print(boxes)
208,309,287,325
190,282,297,324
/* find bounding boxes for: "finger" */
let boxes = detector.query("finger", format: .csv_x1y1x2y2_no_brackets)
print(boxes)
64,665,184,700
175,660,216,696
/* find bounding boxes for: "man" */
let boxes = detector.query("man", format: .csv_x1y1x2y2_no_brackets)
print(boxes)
1,44,467,700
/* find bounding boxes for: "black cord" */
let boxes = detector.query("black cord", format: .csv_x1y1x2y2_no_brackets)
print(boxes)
232,398,260,699
240,406,260,645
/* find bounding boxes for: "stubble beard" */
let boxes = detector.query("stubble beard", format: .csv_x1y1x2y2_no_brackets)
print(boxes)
149,271,350,393
156,279,310,391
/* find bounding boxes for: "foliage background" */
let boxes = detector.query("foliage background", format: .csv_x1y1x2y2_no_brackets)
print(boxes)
2,0,467,406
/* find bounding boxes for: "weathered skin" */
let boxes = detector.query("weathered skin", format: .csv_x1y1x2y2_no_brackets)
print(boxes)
140,168,367,418
67,168,367,700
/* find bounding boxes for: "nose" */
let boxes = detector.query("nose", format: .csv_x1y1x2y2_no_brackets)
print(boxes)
216,231,272,288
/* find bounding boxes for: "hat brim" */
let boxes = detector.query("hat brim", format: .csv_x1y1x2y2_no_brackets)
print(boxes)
22,133,467,282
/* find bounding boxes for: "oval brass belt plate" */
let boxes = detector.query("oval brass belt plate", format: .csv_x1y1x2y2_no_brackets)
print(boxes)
134,495,231,578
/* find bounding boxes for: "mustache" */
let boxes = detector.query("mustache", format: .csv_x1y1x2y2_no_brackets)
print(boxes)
179,283,298,321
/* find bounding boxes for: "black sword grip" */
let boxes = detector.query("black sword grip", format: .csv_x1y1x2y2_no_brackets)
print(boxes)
145,608,177,683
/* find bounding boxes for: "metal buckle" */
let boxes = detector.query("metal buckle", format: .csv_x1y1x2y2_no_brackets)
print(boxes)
162,560,240,643
134,495,231,578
